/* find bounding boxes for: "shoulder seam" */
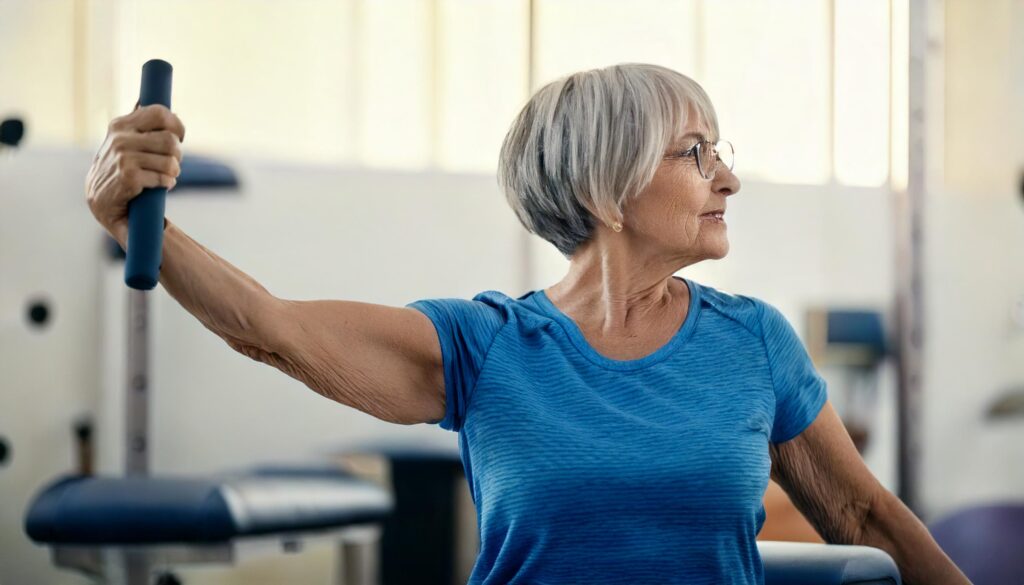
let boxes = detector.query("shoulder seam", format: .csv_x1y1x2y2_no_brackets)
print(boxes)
700,292,762,338
459,307,512,429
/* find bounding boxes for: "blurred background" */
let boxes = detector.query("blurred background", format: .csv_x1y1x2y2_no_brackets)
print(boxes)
1,0,1022,583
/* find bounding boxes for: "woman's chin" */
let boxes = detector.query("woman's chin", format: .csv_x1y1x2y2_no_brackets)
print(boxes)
705,240,730,260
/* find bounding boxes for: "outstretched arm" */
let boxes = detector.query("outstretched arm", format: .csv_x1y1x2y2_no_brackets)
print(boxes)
88,105,447,427
152,220,446,426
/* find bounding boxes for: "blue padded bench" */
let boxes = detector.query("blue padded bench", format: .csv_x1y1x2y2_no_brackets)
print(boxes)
760,541,902,585
25,473,392,585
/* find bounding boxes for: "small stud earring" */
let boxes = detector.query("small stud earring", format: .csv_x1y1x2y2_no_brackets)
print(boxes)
611,221,623,232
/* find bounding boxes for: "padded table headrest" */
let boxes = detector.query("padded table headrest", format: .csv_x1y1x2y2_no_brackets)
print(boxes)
759,541,901,585
25,474,392,545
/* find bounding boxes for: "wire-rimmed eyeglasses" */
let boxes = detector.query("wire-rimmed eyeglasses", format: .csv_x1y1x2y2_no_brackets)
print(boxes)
666,139,735,180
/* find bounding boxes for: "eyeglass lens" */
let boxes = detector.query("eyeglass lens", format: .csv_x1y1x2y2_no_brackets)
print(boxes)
697,141,734,180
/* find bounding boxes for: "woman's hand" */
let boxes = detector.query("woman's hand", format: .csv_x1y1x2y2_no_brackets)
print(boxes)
85,104,185,245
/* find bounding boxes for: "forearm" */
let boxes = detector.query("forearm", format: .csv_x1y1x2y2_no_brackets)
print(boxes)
115,218,279,350
859,490,970,585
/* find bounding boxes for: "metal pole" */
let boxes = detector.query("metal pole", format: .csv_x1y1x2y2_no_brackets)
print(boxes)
125,288,150,476
895,0,928,513
123,288,152,582
518,0,537,294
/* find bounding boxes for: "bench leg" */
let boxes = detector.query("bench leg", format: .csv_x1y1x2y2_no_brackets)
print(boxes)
124,551,151,585
337,525,382,585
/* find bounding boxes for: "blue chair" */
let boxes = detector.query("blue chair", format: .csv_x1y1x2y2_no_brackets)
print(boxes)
929,502,1024,585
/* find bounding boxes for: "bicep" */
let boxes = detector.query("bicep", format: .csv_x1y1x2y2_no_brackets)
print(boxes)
257,297,446,425
768,400,884,544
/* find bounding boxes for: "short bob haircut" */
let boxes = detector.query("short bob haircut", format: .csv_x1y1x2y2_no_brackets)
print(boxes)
498,63,720,258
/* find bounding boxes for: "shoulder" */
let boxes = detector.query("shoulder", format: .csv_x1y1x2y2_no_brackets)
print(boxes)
693,280,767,338
407,291,506,329
406,288,544,335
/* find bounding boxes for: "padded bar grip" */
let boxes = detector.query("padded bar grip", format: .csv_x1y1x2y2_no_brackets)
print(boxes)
124,59,173,290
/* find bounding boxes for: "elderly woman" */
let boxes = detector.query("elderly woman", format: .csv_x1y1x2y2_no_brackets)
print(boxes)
86,63,966,585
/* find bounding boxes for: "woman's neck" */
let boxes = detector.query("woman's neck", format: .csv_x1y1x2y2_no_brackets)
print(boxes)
545,236,692,336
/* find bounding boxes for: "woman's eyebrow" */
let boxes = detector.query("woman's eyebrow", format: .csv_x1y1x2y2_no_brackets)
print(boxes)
671,132,706,150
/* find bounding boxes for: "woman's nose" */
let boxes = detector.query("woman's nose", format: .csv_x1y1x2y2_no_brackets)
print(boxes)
713,165,741,197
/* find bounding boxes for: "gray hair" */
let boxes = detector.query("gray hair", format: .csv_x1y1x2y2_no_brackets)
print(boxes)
497,63,720,257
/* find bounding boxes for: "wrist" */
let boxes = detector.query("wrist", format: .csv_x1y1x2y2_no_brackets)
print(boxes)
111,217,170,250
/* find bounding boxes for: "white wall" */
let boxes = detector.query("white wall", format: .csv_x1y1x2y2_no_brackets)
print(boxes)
0,149,100,585
920,0,1024,518
922,192,1024,516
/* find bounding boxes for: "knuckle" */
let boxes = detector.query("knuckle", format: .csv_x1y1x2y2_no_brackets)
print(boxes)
161,131,177,150
136,105,155,124
149,104,170,123
160,108,174,127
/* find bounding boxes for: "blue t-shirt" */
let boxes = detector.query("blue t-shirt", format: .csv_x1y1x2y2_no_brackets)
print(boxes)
407,277,827,585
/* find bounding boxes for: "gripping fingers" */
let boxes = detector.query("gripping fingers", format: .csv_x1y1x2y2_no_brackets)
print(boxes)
112,131,182,160
128,104,186,143
121,168,176,198
129,151,181,179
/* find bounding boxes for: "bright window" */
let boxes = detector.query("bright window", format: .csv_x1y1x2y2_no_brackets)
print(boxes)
118,0,355,165
834,0,890,187
701,0,832,185
436,0,530,174
1,0,900,187
0,0,76,147
533,0,698,88
353,0,433,169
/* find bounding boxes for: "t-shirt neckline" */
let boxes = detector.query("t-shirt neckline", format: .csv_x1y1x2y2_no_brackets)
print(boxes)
532,276,702,371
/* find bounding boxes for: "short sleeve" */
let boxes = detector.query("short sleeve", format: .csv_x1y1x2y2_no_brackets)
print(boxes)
406,297,505,432
757,300,828,443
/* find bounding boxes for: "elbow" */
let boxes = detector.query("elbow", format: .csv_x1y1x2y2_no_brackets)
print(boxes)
814,482,881,545
224,335,286,368
247,294,292,351
848,483,890,547
211,295,285,353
